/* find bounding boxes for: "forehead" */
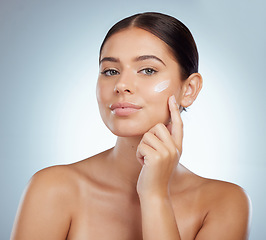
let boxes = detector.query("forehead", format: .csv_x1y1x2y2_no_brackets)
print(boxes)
100,27,175,62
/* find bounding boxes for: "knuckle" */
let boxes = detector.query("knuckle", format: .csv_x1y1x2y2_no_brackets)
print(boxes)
160,150,168,159
143,132,152,140
170,147,177,157
161,147,171,160
136,145,141,152
143,132,149,138
155,122,165,130
154,153,161,162
168,145,180,159
137,142,145,150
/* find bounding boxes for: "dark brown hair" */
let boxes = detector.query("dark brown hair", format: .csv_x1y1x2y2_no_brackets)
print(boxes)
99,12,199,80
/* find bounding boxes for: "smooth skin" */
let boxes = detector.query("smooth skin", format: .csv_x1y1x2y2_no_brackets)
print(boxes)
11,27,251,240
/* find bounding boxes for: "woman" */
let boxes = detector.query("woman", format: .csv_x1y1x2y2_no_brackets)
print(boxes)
11,12,251,239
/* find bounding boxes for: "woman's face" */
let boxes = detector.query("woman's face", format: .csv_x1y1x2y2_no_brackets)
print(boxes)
96,27,184,137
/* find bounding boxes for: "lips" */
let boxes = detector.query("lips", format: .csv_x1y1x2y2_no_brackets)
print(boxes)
109,102,142,116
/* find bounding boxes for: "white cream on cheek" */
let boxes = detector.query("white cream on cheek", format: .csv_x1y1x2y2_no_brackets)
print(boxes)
153,80,170,93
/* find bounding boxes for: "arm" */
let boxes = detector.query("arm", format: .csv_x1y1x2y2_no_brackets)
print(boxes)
195,184,251,240
11,166,73,240
136,95,182,239
139,194,181,239
136,95,251,239
139,183,251,240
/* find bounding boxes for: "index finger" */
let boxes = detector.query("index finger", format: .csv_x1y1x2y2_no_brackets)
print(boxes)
168,95,183,154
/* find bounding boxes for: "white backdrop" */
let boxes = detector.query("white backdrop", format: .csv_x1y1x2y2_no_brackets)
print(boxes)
1,0,265,239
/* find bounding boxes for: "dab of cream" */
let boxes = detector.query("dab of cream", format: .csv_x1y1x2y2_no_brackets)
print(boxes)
154,80,170,93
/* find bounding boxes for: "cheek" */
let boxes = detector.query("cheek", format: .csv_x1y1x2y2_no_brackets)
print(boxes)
96,84,102,105
96,81,112,123
140,80,175,124
96,80,110,106
140,79,174,102
153,80,170,93
96,81,113,129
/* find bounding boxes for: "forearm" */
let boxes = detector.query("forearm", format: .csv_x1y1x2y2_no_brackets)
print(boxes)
140,194,181,240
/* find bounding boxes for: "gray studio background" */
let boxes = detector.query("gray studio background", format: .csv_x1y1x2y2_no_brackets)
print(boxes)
1,0,265,239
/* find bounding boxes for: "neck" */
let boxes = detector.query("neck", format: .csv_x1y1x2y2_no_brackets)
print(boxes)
108,135,143,191
105,135,189,196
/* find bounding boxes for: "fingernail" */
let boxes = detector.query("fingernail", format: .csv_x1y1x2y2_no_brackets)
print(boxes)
170,95,179,109
170,95,176,104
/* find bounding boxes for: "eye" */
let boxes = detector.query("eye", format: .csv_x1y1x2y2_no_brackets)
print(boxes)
140,68,158,75
101,69,120,76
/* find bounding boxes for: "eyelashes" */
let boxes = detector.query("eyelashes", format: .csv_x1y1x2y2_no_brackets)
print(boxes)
100,68,158,77
101,69,119,76
139,68,158,75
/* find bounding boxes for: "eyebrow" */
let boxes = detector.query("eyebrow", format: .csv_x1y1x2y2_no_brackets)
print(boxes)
134,55,166,66
99,57,119,65
99,55,166,66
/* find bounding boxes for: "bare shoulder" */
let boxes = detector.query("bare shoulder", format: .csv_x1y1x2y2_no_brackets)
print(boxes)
28,150,105,190
11,164,89,240
172,165,251,239
29,164,79,195
200,177,251,206
195,176,252,240
175,165,251,208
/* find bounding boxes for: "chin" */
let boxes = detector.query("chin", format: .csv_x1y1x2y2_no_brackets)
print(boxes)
108,125,149,138
107,118,170,138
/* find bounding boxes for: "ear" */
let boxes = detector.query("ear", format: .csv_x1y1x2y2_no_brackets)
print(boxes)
180,73,203,108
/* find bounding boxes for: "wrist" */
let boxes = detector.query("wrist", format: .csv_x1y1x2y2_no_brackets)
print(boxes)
138,190,171,204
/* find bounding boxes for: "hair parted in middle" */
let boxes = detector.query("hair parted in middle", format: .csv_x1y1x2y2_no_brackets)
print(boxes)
99,12,199,81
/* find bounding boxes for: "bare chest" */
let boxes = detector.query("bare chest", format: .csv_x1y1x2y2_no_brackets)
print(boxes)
66,188,205,240
67,191,143,240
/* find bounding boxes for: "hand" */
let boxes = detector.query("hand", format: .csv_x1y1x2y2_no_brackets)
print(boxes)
136,95,183,199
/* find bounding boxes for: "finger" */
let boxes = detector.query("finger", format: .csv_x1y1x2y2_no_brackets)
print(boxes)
142,131,164,149
166,121,172,133
136,142,156,165
148,123,174,148
168,95,183,154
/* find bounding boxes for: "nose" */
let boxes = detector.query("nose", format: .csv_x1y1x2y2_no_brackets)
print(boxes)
114,72,135,94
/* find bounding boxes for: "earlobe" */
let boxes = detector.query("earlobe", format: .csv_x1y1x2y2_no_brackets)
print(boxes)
180,73,203,108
